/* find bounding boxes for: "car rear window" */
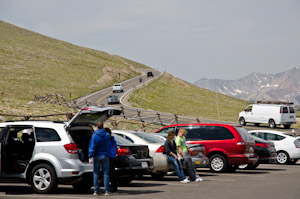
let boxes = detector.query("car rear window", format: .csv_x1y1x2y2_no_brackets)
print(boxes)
282,106,288,113
114,134,132,145
185,126,234,141
235,127,252,141
134,133,164,143
35,128,61,142
289,107,295,113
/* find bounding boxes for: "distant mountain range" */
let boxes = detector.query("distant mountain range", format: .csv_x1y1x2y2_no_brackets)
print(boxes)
194,66,300,105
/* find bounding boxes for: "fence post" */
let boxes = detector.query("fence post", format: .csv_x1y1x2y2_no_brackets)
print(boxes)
196,117,201,123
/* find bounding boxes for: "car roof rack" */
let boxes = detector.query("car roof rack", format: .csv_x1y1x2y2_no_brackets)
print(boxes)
256,101,294,105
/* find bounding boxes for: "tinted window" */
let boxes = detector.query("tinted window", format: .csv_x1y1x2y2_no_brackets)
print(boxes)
289,107,295,113
114,134,132,145
134,133,164,143
282,107,288,114
35,128,61,142
0,127,4,140
236,127,252,141
185,126,234,141
114,133,134,143
260,132,285,141
245,106,252,112
157,127,175,135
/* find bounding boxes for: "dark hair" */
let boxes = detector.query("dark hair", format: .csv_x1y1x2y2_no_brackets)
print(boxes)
105,128,114,148
166,131,175,140
105,128,112,136
96,122,104,129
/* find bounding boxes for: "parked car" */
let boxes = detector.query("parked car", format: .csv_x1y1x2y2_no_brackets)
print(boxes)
155,124,258,173
239,102,296,129
147,71,154,77
0,106,122,193
112,134,153,185
112,83,123,93
112,130,170,180
154,133,209,169
107,95,120,104
249,130,300,164
238,135,277,170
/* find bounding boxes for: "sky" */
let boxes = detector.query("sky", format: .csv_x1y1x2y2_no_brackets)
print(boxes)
1,0,300,83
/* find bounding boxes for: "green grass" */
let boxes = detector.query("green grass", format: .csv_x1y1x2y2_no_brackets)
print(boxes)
129,73,249,122
0,21,150,121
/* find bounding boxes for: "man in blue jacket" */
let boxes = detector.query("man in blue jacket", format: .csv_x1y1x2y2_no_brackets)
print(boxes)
89,122,111,196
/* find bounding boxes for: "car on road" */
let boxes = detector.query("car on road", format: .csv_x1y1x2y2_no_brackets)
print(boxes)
0,106,124,194
155,124,258,173
238,135,277,170
154,133,209,169
112,130,171,180
249,130,300,164
107,94,120,104
112,83,123,93
147,71,154,77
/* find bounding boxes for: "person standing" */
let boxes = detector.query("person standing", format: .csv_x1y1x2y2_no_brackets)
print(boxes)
105,128,118,193
89,122,110,196
164,131,190,183
175,128,203,182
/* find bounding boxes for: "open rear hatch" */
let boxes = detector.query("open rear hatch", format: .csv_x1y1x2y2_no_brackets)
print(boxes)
67,106,122,128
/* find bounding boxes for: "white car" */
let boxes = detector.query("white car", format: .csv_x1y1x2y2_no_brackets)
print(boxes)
249,130,300,164
112,83,123,93
112,130,170,180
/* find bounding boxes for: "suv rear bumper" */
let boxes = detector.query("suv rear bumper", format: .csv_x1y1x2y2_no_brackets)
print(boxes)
227,154,258,166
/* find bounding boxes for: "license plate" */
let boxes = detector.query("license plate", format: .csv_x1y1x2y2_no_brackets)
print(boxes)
142,162,148,168
195,161,201,165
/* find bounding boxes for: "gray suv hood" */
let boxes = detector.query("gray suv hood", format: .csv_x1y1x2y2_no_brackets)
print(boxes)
66,106,121,128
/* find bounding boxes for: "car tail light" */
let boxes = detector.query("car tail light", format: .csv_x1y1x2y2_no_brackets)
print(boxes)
294,139,300,148
156,145,165,153
236,141,245,151
256,143,271,148
82,107,92,110
64,143,78,154
117,147,131,156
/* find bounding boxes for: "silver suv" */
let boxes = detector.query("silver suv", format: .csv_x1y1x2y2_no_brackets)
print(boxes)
0,106,121,194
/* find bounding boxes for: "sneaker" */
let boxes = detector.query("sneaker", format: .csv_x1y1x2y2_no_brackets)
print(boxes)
180,178,190,183
104,191,110,196
93,191,101,196
194,177,204,182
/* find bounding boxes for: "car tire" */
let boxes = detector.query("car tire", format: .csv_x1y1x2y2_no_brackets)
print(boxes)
283,125,291,129
30,163,58,194
239,162,259,170
269,119,276,128
209,154,228,173
277,151,289,164
72,177,93,193
239,117,246,126
150,172,167,180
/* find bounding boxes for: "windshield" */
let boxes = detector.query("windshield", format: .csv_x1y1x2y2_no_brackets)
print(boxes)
134,133,164,143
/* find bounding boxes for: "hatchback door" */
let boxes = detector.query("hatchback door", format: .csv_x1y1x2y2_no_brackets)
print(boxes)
67,106,122,128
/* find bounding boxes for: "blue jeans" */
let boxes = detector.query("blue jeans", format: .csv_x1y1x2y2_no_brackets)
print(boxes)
93,156,110,192
167,155,185,181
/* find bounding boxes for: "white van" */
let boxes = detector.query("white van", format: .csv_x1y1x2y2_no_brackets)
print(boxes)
239,102,296,129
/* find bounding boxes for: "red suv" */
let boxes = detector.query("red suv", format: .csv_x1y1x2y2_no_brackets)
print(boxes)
154,123,257,172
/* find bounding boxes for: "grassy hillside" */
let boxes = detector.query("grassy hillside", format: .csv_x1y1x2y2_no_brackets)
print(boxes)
0,21,148,121
129,73,249,122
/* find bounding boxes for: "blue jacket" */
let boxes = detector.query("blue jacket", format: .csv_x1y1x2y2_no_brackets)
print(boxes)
109,136,118,158
89,129,110,158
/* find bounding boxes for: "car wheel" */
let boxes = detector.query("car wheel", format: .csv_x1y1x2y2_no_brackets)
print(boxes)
283,125,291,129
150,172,167,180
269,119,276,128
239,117,246,126
30,163,58,194
209,154,228,173
72,177,93,193
277,151,289,164
238,164,248,170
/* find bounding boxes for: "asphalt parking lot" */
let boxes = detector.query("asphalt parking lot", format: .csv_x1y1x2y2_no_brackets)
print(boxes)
1,163,300,199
